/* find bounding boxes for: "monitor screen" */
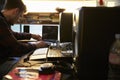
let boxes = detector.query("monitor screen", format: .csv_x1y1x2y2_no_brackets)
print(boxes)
42,25,58,42
11,24,21,32
11,24,43,36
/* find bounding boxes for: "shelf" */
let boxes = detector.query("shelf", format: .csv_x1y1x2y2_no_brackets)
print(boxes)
17,12,59,24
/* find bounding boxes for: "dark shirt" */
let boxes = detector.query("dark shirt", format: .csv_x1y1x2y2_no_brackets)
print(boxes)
0,12,36,64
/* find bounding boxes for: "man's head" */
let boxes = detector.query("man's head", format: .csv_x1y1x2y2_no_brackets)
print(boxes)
1,0,26,25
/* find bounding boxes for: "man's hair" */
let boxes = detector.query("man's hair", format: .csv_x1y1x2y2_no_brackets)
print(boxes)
4,0,26,12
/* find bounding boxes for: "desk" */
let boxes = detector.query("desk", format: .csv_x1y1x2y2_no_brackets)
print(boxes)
4,61,75,80
3,48,76,80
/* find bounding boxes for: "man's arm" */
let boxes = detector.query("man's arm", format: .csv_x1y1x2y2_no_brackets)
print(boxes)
12,30,42,41
0,18,36,56
12,31,32,40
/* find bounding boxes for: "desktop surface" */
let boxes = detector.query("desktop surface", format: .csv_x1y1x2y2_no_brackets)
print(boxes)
4,43,76,80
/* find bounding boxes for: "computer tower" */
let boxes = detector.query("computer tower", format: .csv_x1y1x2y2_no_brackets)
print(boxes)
74,7,120,80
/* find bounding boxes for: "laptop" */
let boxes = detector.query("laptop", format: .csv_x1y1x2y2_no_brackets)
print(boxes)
42,25,58,43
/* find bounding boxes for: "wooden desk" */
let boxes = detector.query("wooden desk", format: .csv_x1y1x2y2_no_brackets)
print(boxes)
3,47,75,80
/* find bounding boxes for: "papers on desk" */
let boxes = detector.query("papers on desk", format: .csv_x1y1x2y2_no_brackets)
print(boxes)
30,48,48,60
29,48,64,60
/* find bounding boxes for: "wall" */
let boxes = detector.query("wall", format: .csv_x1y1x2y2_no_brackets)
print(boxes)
22,0,116,13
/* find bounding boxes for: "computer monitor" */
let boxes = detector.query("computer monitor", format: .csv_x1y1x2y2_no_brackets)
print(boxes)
59,13,73,43
42,25,58,42
74,7,120,80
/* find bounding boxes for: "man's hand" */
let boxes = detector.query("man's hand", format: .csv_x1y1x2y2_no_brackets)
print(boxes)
31,34,42,41
30,41,49,48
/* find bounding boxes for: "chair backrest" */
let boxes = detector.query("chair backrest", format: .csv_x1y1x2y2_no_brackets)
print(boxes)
75,7,120,80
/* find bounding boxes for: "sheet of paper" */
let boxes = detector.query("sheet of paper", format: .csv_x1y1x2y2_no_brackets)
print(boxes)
30,48,48,60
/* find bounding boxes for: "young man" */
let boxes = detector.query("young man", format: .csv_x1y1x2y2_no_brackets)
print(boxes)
0,0,48,78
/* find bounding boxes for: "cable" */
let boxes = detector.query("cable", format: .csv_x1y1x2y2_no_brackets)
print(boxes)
23,50,35,62
45,45,51,62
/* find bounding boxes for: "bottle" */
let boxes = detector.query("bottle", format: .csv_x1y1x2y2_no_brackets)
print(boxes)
109,34,120,65
108,34,120,79
96,0,107,7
